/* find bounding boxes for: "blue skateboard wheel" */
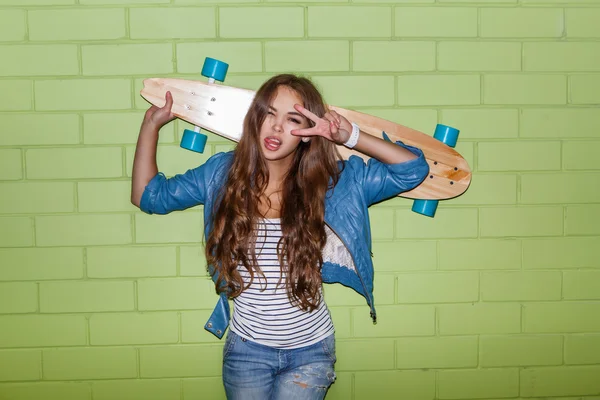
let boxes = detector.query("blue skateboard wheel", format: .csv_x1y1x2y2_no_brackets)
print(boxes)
412,199,438,218
433,124,459,148
180,129,207,153
201,57,229,82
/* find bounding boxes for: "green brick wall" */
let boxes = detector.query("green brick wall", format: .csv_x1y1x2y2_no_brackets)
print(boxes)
1,0,599,399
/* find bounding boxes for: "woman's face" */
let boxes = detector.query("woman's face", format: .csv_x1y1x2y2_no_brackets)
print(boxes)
258,86,310,173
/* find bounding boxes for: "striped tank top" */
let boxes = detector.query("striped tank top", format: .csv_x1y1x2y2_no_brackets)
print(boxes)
229,218,334,349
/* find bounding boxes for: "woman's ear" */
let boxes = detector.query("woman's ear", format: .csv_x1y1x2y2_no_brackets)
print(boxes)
301,137,311,143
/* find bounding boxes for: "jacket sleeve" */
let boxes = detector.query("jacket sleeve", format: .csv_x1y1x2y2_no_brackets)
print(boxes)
139,152,232,215
350,141,430,206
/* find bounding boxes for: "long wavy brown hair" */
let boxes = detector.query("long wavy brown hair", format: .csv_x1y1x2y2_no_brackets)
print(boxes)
206,74,342,312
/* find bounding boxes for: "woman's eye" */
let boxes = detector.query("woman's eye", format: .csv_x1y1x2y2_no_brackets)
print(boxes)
267,111,275,116
289,118,301,124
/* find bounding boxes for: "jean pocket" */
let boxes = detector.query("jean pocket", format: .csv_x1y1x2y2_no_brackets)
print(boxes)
222,331,238,360
321,334,336,364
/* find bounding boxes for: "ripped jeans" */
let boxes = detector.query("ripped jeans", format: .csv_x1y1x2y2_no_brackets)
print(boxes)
222,331,337,400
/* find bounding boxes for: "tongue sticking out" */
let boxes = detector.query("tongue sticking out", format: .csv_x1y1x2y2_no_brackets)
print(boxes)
264,137,281,151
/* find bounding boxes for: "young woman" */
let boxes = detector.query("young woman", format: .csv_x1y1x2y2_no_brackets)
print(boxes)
131,74,429,399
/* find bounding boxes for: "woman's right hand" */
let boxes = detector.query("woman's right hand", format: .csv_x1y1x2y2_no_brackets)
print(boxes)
143,91,176,131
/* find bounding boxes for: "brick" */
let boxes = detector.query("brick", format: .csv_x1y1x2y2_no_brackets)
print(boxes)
0,350,40,382
438,368,519,399
443,108,520,139
565,334,600,365
439,41,521,71
0,283,37,313
356,108,437,134
438,303,521,335
450,174,517,205
309,7,391,38
328,307,351,339
90,312,178,345
0,182,74,214
35,79,131,111
396,208,478,239
0,315,86,347
373,273,395,305
181,310,222,343
78,181,135,213
43,347,136,380
525,42,600,72
397,336,478,369
479,141,560,171
566,8,600,37
570,75,600,104
0,80,32,111
177,42,262,74
484,74,566,105
182,378,227,400
83,44,173,76
93,379,181,400
207,74,271,92
439,239,521,270
355,371,435,400
180,246,208,276
266,41,349,72
395,7,477,37
28,8,125,41
323,282,365,307
520,366,600,397
482,271,561,301
87,246,176,278
369,208,394,240
481,335,563,367
566,205,600,236
0,10,26,41
0,149,22,180
26,148,122,179
480,206,563,237
371,241,436,271
0,383,90,400
0,45,78,76
84,0,166,3
0,248,83,281
0,217,32,247
564,141,600,170
521,173,600,204
523,237,600,269
353,41,434,72
397,74,480,106
310,76,394,107
524,302,600,333
130,7,215,39
0,0,72,2
220,7,303,38
40,281,134,313
36,214,131,246
336,339,394,371
140,345,222,377
353,305,434,337
397,271,478,303
125,144,211,178
563,271,600,300
481,8,563,38
0,113,79,146
138,278,216,310
521,108,600,138
84,112,174,144
135,212,203,244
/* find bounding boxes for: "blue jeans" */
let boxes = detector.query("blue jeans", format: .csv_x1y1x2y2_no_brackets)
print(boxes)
222,331,337,399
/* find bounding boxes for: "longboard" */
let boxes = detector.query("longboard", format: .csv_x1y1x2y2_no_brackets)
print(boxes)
141,78,471,201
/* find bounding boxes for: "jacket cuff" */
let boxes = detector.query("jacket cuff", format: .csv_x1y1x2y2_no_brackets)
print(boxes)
139,172,166,215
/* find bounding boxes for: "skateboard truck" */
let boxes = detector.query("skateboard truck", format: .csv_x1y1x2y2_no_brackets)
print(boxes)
411,124,460,217
180,57,229,153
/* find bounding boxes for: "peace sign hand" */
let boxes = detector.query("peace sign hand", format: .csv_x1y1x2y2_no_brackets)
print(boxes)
290,105,352,145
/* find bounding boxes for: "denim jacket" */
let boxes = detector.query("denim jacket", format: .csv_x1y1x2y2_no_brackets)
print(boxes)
140,141,429,339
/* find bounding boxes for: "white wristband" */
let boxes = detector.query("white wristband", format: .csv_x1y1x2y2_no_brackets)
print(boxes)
344,122,360,148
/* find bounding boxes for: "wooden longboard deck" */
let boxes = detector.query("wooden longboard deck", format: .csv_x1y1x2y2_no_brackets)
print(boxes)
141,78,471,201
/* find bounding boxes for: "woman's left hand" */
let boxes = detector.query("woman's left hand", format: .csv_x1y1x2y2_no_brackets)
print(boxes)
291,105,352,145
